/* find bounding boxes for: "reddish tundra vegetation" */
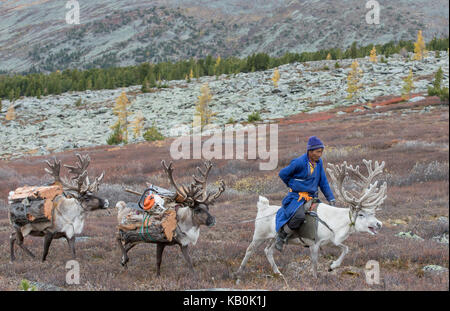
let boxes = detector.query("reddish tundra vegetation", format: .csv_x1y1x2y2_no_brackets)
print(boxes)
0,96,448,290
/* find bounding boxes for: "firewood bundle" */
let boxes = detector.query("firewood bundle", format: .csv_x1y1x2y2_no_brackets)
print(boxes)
8,185,63,227
117,201,179,243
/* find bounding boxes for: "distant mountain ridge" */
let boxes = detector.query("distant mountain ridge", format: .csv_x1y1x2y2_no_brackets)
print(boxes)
0,0,448,73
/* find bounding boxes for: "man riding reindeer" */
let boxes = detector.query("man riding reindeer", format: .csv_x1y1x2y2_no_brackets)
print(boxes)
275,136,336,252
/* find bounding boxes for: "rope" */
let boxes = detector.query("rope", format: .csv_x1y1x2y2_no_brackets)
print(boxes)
139,213,157,242
217,212,278,225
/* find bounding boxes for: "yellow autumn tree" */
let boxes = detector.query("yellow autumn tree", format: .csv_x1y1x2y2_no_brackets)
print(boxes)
214,55,221,76
194,83,216,128
111,91,132,142
131,111,145,139
402,69,414,100
413,30,427,60
346,60,363,100
5,104,15,121
189,68,194,80
326,53,332,60
369,46,377,63
272,68,280,88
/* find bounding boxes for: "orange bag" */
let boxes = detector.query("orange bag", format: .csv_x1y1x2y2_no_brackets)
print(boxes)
143,194,155,211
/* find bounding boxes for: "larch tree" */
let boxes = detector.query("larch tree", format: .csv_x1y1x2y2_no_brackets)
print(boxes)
272,68,280,88
5,104,16,121
214,55,221,77
131,111,145,139
413,30,427,61
369,46,377,63
112,91,132,143
194,83,216,129
326,53,332,60
402,69,414,100
346,60,363,101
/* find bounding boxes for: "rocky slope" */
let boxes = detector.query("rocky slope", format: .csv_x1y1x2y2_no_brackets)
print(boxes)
0,0,448,72
0,51,448,160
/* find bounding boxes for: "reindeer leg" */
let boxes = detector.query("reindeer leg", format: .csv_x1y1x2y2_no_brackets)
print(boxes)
125,243,137,252
66,235,76,259
329,243,349,271
309,243,320,278
10,231,17,262
116,234,129,268
264,239,282,275
236,239,265,276
42,232,55,262
179,244,195,274
156,243,166,277
13,229,36,260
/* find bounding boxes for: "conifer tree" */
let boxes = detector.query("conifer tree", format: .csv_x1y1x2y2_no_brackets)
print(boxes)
346,60,363,100
214,55,221,76
402,69,414,100
194,83,216,128
111,92,132,143
5,104,15,121
326,53,332,60
369,46,377,63
131,111,145,139
272,68,280,88
413,30,427,60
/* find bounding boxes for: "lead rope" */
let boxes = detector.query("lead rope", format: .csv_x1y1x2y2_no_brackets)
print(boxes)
349,210,357,229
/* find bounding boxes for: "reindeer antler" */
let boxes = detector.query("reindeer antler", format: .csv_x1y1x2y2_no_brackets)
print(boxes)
45,158,83,192
161,160,225,207
162,160,189,203
45,154,104,195
192,161,213,201
327,159,387,212
201,179,226,205
64,153,91,180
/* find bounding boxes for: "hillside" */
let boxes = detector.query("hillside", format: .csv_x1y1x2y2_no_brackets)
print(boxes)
0,0,448,73
0,50,448,160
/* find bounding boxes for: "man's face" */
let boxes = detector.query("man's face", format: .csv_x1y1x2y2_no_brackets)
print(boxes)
308,148,323,162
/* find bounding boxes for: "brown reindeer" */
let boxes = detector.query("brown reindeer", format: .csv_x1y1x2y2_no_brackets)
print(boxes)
116,160,225,276
9,154,110,262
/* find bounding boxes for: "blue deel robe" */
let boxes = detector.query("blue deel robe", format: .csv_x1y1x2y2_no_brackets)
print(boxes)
275,153,335,232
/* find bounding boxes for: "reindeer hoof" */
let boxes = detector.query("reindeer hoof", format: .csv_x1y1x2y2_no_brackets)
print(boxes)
120,259,128,269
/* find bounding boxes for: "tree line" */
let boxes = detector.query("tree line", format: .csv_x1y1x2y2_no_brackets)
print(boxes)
0,36,448,101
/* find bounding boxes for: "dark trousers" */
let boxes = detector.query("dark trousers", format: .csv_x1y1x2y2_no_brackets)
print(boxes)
286,205,306,231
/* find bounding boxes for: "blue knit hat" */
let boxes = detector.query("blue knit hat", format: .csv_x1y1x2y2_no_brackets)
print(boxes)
307,136,324,151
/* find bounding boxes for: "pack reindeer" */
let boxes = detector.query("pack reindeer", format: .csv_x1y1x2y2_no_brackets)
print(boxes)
9,154,110,262
116,160,225,276
236,159,386,278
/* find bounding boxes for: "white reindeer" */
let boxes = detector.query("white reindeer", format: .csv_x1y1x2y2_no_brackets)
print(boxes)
236,159,387,278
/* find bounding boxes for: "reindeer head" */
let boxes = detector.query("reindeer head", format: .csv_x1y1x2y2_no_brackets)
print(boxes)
161,160,225,227
327,159,386,235
45,154,110,211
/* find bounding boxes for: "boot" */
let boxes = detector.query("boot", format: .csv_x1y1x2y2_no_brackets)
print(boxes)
275,225,293,252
